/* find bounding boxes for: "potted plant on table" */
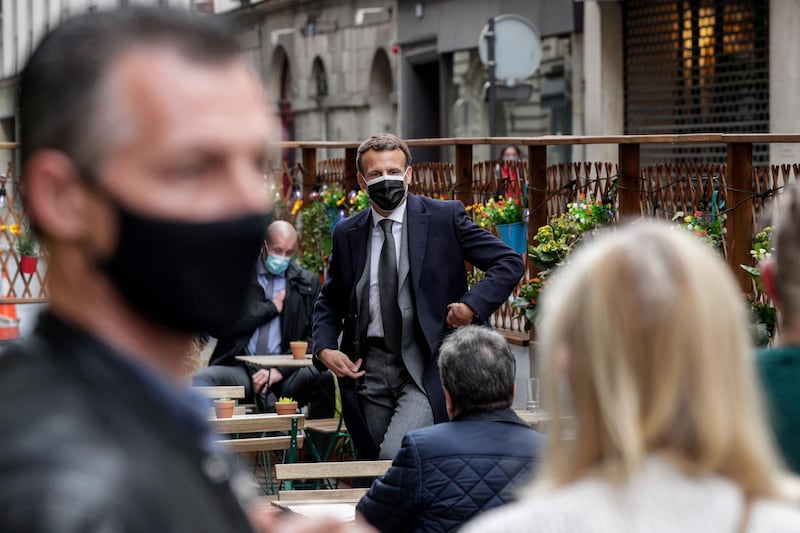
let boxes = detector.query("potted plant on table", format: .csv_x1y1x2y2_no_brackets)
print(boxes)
213,397,235,419
275,396,298,415
289,340,308,360
14,222,39,275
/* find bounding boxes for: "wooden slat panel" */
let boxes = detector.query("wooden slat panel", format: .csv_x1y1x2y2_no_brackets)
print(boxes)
278,489,367,502
209,413,305,434
275,460,392,481
216,435,304,453
193,385,245,399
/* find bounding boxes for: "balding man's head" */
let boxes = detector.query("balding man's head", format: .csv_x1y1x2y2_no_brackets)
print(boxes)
266,220,298,257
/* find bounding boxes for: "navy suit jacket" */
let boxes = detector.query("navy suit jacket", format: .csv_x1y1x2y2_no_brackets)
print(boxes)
312,194,525,458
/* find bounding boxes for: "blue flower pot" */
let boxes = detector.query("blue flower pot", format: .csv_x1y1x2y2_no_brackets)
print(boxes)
496,222,527,254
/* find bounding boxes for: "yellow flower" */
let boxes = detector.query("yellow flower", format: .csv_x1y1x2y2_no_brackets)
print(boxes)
684,216,692,223
9,224,20,235
290,200,303,216
0,225,6,231
337,197,346,206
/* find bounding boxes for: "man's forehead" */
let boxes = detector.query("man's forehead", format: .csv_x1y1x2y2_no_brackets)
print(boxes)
362,149,406,168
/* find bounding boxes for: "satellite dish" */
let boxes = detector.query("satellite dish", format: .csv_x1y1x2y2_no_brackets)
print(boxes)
478,14,542,86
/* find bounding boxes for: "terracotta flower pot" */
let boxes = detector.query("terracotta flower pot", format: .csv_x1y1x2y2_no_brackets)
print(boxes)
290,341,308,360
213,399,235,419
20,255,38,275
275,401,298,415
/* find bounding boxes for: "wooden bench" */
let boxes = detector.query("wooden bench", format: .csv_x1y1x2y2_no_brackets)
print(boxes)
211,413,306,494
275,460,392,500
496,328,530,346
193,385,246,399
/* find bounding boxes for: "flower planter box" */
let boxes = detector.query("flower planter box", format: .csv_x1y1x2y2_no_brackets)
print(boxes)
496,222,527,254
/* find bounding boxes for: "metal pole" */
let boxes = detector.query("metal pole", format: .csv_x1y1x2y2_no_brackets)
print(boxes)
487,17,497,152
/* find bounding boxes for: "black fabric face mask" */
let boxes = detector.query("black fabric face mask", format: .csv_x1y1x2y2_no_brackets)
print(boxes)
98,195,270,332
366,175,408,212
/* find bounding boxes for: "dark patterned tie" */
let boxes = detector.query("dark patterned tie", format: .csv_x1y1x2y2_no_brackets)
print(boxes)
378,219,402,354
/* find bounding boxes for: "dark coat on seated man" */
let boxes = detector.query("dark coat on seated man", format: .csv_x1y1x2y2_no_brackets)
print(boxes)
357,326,543,533
195,221,334,418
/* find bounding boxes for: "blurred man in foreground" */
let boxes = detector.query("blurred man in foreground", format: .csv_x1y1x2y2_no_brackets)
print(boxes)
0,7,365,533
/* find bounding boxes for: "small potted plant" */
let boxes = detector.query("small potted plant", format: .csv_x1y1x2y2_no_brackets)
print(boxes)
213,398,235,419
290,340,308,360
275,396,298,415
14,221,39,275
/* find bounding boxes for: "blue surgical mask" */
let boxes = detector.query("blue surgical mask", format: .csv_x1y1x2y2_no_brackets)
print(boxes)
265,253,290,275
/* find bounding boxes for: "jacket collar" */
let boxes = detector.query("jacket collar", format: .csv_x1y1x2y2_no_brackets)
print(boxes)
452,407,530,428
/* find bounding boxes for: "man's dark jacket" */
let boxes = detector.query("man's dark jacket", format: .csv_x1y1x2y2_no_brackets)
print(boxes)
0,313,255,532
209,261,320,380
312,194,525,458
357,408,543,533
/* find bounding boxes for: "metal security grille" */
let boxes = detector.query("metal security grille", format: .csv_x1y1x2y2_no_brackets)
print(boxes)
624,0,769,165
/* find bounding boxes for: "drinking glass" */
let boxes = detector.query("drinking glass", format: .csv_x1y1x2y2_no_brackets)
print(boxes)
526,377,540,412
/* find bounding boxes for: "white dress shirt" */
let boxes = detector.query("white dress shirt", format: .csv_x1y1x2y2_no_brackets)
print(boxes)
367,201,406,338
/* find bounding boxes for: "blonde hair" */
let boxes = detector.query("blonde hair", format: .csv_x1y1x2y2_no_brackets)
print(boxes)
772,184,800,326
533,222,790,499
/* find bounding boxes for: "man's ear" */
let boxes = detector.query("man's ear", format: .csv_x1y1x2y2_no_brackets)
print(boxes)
357,173,368,192
404,166,413,187
24,150,92,242
443,387,455,419
760,258,780,308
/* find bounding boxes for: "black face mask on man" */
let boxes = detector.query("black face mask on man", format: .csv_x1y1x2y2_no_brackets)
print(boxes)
366,171,408,212
95,190,270,332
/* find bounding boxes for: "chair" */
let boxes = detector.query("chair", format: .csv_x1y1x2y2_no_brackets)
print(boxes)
304,376,357,462
211,413,305,494
275,460,392,500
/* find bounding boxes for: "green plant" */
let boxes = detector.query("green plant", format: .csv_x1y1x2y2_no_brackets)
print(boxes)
672,210,727,249
468,196,523,228
298,200,331,275
277,396,295,403
349,190,370,213
511,277,544,332
514,193,615,331
321,185,347,210
14,221,37,257
740,226,776,347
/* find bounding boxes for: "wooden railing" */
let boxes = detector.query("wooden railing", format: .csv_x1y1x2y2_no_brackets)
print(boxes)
286,134,800,341
7,134,800,341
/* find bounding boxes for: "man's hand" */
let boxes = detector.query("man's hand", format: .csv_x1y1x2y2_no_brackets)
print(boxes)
318,349,365,379
273,290,286,314
446,302,476,328
251,368,283,394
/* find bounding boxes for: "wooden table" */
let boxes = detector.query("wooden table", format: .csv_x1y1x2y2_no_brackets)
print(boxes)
208,412,305,434
236,355,313,368
270,500,357,522
514,409,553,428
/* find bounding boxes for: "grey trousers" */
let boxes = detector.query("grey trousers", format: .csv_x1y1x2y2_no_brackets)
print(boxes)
357,340,434,460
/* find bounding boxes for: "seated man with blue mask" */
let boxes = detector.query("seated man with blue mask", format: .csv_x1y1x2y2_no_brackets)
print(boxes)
194,220,335,418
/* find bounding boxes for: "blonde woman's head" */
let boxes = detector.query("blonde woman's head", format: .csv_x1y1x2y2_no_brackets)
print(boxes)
535,222,788,498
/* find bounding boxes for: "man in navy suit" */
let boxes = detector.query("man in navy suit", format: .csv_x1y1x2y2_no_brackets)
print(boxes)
312,134,525,459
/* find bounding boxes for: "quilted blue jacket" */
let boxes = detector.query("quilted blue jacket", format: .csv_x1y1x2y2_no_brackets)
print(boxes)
356,408,543,532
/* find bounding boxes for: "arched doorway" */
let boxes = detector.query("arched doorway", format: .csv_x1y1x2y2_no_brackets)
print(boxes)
368,48,395,135
270,46,295,167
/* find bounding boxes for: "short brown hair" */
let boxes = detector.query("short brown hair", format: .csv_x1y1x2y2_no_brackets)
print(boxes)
356,134,412,175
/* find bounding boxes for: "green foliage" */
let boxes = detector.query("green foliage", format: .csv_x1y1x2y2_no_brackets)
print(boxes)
349,190,370,213
14,222,37,257
298,200,331,274
514,193,615,330
321,185,347,209
672,210,727,249
511,277,544,332
468,196,523,228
